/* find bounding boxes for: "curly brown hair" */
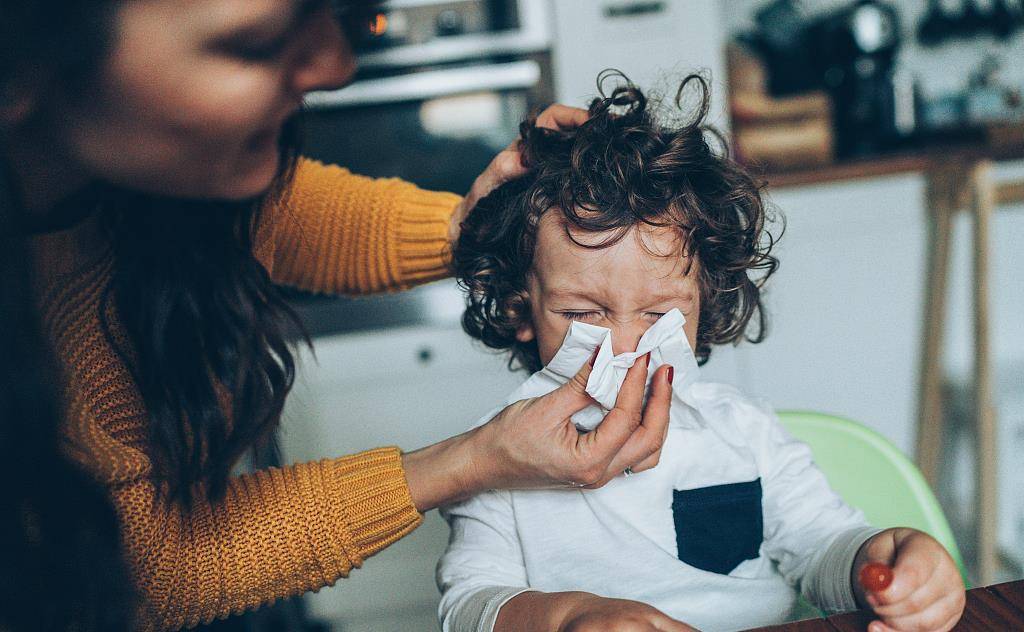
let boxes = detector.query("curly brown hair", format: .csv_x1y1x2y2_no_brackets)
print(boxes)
454,72,780,373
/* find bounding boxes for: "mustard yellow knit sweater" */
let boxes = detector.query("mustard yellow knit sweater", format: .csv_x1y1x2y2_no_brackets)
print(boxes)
31,159,462,630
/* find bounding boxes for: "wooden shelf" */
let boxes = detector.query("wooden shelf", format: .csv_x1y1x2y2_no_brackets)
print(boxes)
752,136,1024,189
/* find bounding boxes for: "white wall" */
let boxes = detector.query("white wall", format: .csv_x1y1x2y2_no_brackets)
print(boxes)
549,0,729,130
727,175,930,452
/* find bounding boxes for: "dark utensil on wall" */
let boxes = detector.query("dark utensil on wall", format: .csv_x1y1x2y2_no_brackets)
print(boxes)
918,0,1024,46
918,0,956,46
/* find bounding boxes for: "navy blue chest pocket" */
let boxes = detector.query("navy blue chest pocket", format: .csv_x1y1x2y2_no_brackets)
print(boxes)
672,478,764,575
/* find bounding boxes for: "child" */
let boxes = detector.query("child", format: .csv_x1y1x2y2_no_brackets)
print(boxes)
439,74,965,632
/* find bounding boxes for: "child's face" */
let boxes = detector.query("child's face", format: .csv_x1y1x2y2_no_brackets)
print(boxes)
517,212,701,365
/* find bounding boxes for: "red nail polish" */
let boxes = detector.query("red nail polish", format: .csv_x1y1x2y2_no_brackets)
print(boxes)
667,366,674,385
589,345,601,368
645,352,651,368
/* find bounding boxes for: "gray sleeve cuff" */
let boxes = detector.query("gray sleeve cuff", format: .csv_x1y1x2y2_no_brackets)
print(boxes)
801,526,884,614
444,586,535,632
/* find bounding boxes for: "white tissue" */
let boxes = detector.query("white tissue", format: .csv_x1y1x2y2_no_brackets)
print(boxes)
541,308,701,431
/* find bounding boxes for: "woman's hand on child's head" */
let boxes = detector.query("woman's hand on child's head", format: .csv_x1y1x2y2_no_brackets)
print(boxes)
448,103,588,246
470,350,674,491
853,528,965,632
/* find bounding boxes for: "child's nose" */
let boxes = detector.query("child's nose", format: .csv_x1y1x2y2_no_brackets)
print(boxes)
610,321,651,356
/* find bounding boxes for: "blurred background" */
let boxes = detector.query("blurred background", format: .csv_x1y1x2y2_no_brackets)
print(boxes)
267,1,1024,629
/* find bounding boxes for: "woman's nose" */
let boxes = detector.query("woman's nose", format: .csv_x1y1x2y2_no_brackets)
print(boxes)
610,322,651,356
291,12,357,96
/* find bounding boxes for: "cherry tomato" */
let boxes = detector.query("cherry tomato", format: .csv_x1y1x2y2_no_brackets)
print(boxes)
859,562,894,593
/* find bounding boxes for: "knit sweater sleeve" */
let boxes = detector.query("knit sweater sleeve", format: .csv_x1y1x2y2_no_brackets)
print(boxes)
259,158,462,295
107,445,423,630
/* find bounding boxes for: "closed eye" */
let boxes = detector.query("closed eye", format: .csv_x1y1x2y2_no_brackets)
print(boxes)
559,311,600,321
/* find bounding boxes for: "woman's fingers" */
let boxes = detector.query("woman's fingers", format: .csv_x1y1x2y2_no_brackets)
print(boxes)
609,364,673,474
583,363,673,486
628,369,674,473
609,351,650,422
577,354,648,467
469,105,587,196
535,103,589,131
542,349,599,422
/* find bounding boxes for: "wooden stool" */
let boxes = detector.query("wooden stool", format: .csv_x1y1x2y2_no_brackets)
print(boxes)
917,160,1024,585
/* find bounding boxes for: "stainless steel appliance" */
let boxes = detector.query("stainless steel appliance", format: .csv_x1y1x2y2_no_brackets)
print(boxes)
303,0,553,195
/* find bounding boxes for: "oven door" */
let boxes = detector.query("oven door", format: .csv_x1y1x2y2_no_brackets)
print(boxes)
301,59,543,194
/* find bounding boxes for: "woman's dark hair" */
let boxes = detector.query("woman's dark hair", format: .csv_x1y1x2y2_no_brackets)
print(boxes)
454,72,780,373
100,138,307,502
1,171,133,630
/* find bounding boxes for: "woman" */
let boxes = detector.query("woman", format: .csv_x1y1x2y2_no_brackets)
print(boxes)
1,0,674,630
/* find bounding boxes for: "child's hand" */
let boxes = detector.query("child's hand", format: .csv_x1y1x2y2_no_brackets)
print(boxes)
557,595,698,632
853,528,965,632
496,591,698,632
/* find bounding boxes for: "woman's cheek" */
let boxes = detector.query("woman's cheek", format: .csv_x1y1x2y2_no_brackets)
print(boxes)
183,64,286,136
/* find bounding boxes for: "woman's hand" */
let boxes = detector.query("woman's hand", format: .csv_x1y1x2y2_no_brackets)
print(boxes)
402,352,673,511
471,352,673,491
853,528,965,632
448,104,589,245
495,591,697,632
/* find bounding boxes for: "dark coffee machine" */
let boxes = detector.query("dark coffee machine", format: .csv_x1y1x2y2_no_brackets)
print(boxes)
745,0,909,159
804,0,905,157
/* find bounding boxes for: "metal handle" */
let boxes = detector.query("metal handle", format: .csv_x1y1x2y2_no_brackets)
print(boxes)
603,1,667,19
304,60,540,109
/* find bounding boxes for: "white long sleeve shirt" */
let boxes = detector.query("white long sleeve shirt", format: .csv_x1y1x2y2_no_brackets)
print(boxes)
437,314,879,632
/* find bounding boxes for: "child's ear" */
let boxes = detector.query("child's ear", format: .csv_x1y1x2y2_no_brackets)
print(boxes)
515,322,536,343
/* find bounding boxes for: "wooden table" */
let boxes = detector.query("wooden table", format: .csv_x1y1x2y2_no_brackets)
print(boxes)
746,580,1024,631
762,139,1024,584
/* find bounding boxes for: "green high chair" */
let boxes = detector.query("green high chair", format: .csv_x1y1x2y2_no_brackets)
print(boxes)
777,410,967,584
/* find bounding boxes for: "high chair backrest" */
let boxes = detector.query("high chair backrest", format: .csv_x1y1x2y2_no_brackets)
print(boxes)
777,410,967,583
